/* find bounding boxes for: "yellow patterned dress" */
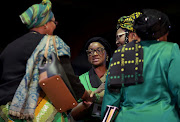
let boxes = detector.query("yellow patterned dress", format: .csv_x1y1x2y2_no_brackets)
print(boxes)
0,91,68,122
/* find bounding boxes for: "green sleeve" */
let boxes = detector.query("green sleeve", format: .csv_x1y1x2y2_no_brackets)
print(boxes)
101,69,121,120
167,43,180,108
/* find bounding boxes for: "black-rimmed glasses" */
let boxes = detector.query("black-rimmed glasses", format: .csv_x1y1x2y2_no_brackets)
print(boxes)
86,47,105,56
50,20,58,25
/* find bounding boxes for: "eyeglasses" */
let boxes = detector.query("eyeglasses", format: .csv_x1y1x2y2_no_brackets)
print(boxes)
116,32,128,41
50,20,58,25
86,47,105,56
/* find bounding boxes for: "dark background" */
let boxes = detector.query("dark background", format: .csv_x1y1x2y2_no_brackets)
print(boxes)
1,0,180,75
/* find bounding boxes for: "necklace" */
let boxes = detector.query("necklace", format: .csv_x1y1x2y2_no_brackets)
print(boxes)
30,30,39,34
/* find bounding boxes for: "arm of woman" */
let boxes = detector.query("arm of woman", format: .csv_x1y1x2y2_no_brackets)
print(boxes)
59,55,92,101
167,43,180,110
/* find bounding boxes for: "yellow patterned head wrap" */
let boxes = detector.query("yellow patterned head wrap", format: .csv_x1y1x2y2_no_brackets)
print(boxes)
117,12,142,32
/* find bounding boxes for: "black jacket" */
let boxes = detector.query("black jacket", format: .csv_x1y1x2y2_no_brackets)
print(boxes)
0,32,85,105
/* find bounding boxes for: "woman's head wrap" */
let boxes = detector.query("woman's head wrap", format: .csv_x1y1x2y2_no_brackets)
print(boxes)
20,0,54,29
117,12,142,32
134,9,171,40
85,37,112,58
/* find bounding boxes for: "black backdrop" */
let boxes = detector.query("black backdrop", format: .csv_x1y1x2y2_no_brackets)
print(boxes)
2,0,180,75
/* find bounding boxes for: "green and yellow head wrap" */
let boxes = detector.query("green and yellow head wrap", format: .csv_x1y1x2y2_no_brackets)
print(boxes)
117,12,142,32
20,0,54,29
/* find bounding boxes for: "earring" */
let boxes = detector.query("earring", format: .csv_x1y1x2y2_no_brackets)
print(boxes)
44,25,48,29
106,56,109,61
132,34,136,40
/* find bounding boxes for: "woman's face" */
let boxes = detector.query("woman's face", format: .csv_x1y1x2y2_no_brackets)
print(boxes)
45,17,57,35
116,28,126,47
87,42,107,67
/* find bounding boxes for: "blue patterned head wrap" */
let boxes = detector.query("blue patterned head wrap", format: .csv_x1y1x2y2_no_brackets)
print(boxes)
20,0,54,29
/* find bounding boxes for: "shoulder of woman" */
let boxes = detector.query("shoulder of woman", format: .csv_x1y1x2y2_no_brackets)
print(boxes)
79,71,89,79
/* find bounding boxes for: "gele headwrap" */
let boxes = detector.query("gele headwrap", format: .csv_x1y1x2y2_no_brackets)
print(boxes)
117,12,142,32
20,0,54,29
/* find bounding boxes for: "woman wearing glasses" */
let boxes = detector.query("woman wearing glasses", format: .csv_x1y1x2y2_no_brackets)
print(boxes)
71,37,111,121
116,12,142,47
102,9,180,122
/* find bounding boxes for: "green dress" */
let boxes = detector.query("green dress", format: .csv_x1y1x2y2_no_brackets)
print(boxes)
79,72,97,92
101,40,180,122
79,71,106,98
79,70,106,121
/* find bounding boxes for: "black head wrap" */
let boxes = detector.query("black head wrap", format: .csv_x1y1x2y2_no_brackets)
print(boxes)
134,9,171,40
85,37,112,58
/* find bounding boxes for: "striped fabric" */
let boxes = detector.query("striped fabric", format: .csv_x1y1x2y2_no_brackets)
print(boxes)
0,91,68,122
34,91,68,122
20,0,54,29
102,105,119,122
